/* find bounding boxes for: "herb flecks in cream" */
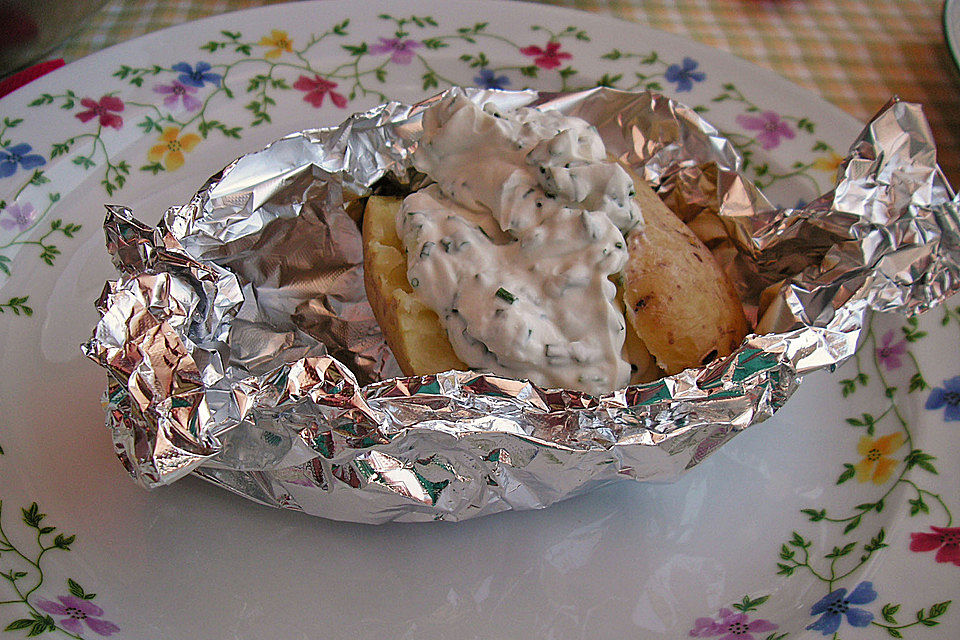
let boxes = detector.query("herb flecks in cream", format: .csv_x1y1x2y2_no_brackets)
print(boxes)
398,92,641,394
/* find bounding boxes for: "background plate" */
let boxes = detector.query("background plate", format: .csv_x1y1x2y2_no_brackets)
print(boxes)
0,1,956,638
945,0,960,73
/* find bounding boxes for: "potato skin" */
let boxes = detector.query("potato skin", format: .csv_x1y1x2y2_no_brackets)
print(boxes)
362,196,467,376
621,179,748,374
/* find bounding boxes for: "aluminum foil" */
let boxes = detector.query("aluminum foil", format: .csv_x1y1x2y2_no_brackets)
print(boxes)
82,89,960,523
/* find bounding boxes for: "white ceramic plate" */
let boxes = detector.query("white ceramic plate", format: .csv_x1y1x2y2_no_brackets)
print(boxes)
944,0,960,73
0,1,956,638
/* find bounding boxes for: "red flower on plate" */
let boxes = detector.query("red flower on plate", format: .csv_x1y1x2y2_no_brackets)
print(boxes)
520,41,572,69
910,526,960,565
293,74,347,108
75,95,124,130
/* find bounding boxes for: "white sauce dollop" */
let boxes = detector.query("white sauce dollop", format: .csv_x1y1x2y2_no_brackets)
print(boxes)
397,92,642,395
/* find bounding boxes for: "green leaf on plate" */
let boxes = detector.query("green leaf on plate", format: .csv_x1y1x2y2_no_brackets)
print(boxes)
881,603,900,623
909,372,928,392
342,42,368,56
843,515,861,534
4,620,34,632
836,463,855,484
905,450,938,474
801,508,825,521
732,594,769,612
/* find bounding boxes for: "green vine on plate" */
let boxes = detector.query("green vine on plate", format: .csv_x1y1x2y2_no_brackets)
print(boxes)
27,94,131,197
767,313,955,637
0,168,49,213
0,118,25,150
114,18,355,132
594,49,674,94
0,298,32,317
713,82,841,194
776,528,889,591
871,601,953,638
0,501,119,638
796,319,949,533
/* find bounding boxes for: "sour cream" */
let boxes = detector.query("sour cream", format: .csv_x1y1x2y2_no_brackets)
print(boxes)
397,91,642,395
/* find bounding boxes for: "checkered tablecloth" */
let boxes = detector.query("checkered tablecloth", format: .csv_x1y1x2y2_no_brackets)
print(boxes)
45,0,960,185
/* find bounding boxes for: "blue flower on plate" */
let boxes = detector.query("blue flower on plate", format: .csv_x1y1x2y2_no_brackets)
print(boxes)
805,581,876,636
664,57,706,92
171,61,221,88
925,375,960,421
0,143,45,178
474,68,510,90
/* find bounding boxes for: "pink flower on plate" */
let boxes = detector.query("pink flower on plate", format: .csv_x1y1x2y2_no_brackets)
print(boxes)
370,37,423,64
35,595,120,636
520,41,573,69
75,95,124,130
690,608,778,640
293,74,347,108
876,329,907,370
0,202,37,231
910,526,960,566
153,80,201,111
735,111,795,150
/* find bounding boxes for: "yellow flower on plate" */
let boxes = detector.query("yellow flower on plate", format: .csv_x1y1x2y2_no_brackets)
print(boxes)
812,152,845,174
148,127,201,171
259,29,293,59
854,432,905,484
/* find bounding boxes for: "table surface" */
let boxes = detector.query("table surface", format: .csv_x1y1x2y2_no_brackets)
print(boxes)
37,0,960,185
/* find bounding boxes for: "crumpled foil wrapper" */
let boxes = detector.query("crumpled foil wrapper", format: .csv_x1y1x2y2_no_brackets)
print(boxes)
82,89,960,523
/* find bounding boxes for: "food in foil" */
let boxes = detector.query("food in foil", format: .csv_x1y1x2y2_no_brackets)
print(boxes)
364,90,747,395
82,89,960,523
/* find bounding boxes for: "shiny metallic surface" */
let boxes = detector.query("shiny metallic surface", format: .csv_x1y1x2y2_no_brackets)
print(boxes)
82,89,960,523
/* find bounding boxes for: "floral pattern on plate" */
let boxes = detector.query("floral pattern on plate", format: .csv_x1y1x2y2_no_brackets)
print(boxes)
685,311,957,639
0,499,119,638
0,5,955,638
0,12,843,313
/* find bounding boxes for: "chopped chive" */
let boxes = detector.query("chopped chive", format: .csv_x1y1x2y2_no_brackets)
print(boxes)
495,287,517,304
